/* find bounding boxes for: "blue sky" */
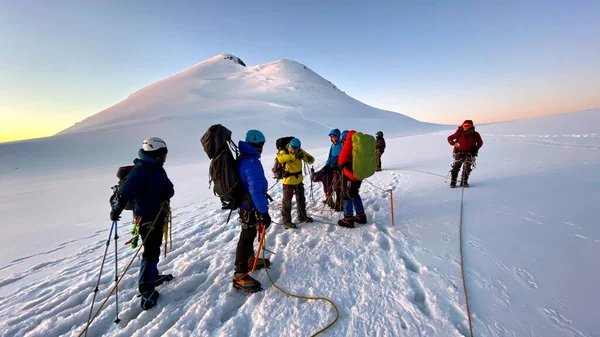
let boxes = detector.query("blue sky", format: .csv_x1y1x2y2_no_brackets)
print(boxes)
1,0,599,142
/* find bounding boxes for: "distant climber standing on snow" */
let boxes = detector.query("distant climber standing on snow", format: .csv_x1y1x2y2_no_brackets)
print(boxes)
447,120,483,188
277,138,315,229
375,131,386,172
232,130,272,293
110,137,174,310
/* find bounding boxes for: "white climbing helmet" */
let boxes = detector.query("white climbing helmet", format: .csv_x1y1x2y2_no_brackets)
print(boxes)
142,137,167,152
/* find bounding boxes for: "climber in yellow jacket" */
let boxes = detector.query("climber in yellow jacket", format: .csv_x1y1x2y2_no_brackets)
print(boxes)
277,138,315,229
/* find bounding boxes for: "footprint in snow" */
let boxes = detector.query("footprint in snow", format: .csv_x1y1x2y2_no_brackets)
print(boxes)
362,232,375,242
543,308,592,337
377,235,391,252
515,267,539,289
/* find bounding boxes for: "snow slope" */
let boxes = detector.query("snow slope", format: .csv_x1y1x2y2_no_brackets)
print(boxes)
0,109,598,337
0,54,442,176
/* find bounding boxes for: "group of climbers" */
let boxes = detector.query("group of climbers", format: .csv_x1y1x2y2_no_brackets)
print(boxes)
108,119,483,301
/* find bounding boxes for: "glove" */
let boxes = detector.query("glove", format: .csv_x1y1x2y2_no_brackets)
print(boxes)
110,208,122,221
257,212,271,228
454,143,460,148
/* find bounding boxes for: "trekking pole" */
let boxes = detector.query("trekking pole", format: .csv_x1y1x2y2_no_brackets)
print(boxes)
389,189,396,227
85,221,116,337
78,203,166,337
446,155,456,183
307,164,314,202
112,221,121,324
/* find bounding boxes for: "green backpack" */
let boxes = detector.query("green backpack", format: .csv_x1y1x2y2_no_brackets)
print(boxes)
351,132,377,179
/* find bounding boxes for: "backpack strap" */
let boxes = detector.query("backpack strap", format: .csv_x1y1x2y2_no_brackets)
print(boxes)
283,170,302,178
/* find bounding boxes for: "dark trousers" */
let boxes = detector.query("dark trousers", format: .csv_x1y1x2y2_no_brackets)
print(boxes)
451,153,473,182
321,170,333,196
376,151,383,170
138,216,165,293
322,169,342,205
235,209,258,274
330,171,343,207
342,175,362,200
282,183,308,223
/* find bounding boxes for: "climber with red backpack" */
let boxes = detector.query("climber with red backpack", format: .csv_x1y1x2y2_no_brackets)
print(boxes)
337,130,377,228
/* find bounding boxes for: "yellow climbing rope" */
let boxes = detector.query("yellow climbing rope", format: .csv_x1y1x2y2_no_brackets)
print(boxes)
163,201,173,258
258,225,340,336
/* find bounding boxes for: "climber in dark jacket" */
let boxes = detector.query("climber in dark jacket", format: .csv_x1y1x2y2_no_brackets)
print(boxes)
232,129,272,293
375,131,386,171
447,120,483,188
110,137,174,310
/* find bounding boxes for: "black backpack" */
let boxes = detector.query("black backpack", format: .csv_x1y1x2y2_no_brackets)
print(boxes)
110,165,135,211
271,136,295,179
201,124,245,211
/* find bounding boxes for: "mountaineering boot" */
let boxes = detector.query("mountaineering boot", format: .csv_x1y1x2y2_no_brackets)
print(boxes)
460,180,469,188
337,216,355,228
298,216,314,223
233,273,262,293
283,222,297,229
154,274,174,287
140,289,160,310
376,168,382,172
353,212,367,225
248,257,271,270
450,180,457,188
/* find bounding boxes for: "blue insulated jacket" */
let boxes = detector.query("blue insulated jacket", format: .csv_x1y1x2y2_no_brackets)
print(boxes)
116,149,174,218
238,141,269,214
325,130,342,168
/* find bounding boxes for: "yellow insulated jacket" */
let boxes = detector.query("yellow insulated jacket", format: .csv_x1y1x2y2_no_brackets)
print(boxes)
277,149,315,185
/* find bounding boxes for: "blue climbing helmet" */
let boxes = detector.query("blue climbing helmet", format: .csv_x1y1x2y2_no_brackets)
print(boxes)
329,128,341,138
288,138,301,151
341,130,349,140
245,130,265,145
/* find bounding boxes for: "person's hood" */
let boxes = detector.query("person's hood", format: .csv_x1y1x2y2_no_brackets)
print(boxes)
238,141,261,158
137,149,164,166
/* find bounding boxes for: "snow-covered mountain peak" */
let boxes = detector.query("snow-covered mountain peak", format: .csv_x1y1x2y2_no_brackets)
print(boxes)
2,54,443,175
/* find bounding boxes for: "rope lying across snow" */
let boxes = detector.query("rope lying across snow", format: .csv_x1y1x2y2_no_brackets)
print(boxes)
458,166,475,337
254,225,339,336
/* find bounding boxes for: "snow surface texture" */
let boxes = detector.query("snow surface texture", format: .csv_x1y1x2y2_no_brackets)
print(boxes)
0,54,442,176
0,107,598,337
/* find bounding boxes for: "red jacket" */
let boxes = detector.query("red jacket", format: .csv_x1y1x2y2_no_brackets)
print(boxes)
447,127,483,153
338,130,360,181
